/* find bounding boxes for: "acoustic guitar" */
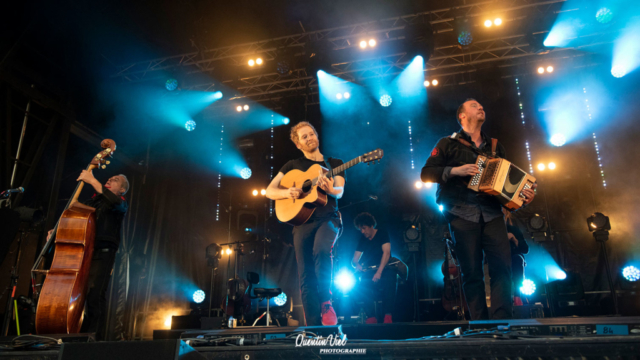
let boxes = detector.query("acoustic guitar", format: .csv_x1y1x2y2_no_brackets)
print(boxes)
275,149,383,226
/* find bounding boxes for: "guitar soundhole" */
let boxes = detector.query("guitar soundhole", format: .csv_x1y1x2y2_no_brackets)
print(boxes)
302,180,313,193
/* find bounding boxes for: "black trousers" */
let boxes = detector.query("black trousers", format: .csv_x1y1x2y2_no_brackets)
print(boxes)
292,218,340,326
80,248,117,340
357,270,397,318
447,215,512,320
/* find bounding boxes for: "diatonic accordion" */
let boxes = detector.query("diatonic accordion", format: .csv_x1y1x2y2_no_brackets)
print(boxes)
467,156,536,210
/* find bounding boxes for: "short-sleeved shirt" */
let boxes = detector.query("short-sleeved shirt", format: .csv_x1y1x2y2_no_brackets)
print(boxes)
278,156,345,222
356,228,390,267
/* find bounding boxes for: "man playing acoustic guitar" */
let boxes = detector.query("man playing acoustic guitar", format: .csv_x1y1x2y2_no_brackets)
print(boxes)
266,121,345,326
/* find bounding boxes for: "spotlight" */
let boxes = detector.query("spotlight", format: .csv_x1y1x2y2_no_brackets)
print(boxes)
596,8,613,24
226,248,232,255
520,279,536,295
438,205,444,212
252,190,258,196
335,270,356,292
587,212,611,232
431,79,439,86
368,39,376,47
184,120,196,132
554,270,567,280
537,163,545,171
343,92,350,99
236,105,243,112
548,162,556,170
260,189,266,196
240,167,252,179
550,133,566,147
424,80,430,87
622,266,640,282
415,181,423,189
546,66,554,73
458,31,473,46
193,290,206,303
359,40,367,49
611,65,626,78
336,93,343,100
212,91,223,100
164,316,172,328
484,19,493,27
243,105,249,111
527,214,549,242
283,117,290,125
494,18,502,26
256,58,263,65
165,78,178,91
424,182,433,189
274,292,287,306
537,67,545,74
379,94,392,107
248,59,255,67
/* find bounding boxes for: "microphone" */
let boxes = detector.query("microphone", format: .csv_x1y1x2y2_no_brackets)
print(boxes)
2,187,24,194
368,194,378,201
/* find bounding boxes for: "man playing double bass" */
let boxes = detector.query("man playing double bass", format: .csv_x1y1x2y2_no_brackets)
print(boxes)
48,170,128,339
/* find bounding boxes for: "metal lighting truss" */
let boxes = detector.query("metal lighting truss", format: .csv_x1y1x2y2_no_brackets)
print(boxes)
112,0,609,105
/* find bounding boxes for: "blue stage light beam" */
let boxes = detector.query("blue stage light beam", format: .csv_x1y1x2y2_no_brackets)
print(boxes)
612,21,640,78
525,242,567,284
520,279,536,295
185,120,196,132
240,167,252,179
274,292,287,306
623,266,640,282
193,290,206,303
335,270,356,292
550,133,566,147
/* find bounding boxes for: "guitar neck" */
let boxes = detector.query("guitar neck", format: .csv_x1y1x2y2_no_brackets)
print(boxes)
327,156,361,178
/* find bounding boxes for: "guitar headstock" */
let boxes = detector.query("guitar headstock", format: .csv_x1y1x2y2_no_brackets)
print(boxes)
362,148,384,165
90,139,117,169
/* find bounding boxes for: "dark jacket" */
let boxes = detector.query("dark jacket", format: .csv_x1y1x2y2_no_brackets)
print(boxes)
82,184,128,250
420,129,506,207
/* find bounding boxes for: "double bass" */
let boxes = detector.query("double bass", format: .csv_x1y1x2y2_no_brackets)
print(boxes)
32,139,116,334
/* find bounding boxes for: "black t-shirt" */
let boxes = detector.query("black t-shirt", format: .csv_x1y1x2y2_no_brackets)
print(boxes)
356,228,390,267
279,157,345,221
81,185,128,250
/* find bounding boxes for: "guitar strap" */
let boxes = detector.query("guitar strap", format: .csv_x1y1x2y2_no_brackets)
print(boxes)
450,132,499,159
324,157,343,238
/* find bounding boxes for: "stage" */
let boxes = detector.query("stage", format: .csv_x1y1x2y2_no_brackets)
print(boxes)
2,317,640,359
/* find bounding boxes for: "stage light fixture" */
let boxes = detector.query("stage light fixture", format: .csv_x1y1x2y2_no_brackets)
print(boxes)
274,292,287,306
458,30,473,46
587,212,611,232
248,59,255,67
336,93,343,100
165,78,178,91
611,65,626,78
424,182,433,189
414,181,423,189
548,162,556,170
368,39,376,47
438,205,444,212
537,67,545,74
236,105,243,112
343,92,350,99
528,214,547,232
193,290,206,303
555,270,567,280
335,270,356,292
241,167,252,180
596,7,613,24
252,190,258,196
623,266,640,282
432,79,439,86
484,19,493,27
520,279,536,295
359,40,367,49
424,80,430,87
379,94,392,107
226,248,232,255
283,117,290,125
256,58,263,65
164,316,172,328
260,189,266,196
243,105,249,111
546,66,554,73
550,133,566,147
184,120,196,132
537,163,545,171
494,18,502,26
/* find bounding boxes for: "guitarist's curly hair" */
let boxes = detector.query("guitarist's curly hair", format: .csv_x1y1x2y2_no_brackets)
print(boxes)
290,121,319,146
354,212,377,229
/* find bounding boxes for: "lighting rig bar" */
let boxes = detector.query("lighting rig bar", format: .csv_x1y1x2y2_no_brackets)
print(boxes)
112,0,567,83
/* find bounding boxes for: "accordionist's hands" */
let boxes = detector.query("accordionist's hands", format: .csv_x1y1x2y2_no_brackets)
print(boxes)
451,164,480,177
522,183,537,205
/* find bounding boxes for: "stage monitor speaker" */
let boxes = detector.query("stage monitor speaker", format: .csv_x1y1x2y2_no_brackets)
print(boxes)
60,339,205,360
